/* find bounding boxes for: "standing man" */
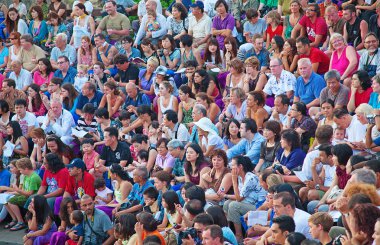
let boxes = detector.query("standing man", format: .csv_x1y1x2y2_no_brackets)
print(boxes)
342,4,368,50
211,0,235,50
188,1,212,52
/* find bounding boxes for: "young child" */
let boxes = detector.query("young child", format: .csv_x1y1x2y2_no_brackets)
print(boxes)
65,210,84,245
145,9,161,32
81,139,99,173
157,190,182,231
118,111,133,142
94,178,113,206
148,121,160,148
74,65,89,93
142,187,160,217
333,128,346,144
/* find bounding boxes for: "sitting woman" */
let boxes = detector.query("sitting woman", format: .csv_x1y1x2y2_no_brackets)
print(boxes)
191,69,220,101
27,84,47,117
178,84,196,127
224,58,247,96
281,38,299,73
29,128,46,170
269,35,284,60
33,58,54,89
60,83,79,122
157,81,179,124
195,93,221,124
46,135,74,165
317,99,336,128
98,81,124,119
4,8,28,37
158,34,181,71
201,149,232,204
77,36,96,67
243,56,267,92
139,57,159,103
45,12,66,48
178,34,202,71
140,38,158,63
152,138,175,174
28,6,48,46
195,117,224,157
184,143,211,185
203,38,225,71
167,3,189,46
224,36,238,71
246,91,269,130
2,121,28,166
348,70,373,113
23,195,57,245
265,11,283,50
223,119,242,149
152,170,173,213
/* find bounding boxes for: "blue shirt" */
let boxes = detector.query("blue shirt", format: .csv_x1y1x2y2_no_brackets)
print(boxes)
0,46,9,66
76,90,104,111
227,133,265,164
295,72,326,105
28,20,48,44
54,66,77,84
245,48,270,69
123,92,151,109
120,47,142,58
51,44,77,65
0,169,11,187
369,92,380,109
128,180,154,206
276,147,306,170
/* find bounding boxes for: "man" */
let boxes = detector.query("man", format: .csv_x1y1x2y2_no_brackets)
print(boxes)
17,34,46,72
238,34,270,71
50,33,76,69
188,1,212,52
269,94,291,127
296,37,330,75
359,32,380,78
233,0,259,32
263,58,296,99
94,34,118,68
308,212,334,245
325,5,345,36
202,225,225,245
227,118,265,164
365,160,380,189
179,199,205,228
53,56,77,84
368,2,380,40
0,79,27,112
182,213,214,244
115,166,153,216
69,195,114,245
168,139,186,184
189,104,218,145
211,0,235,49
134,0,168,46
114,55,139,87
343,4,368,50
319,69,350,109
162,110,190,145
133,0,162,34
8,60,32,91
96,0,131,43
130,134,157,173
41,100,76,145
243,9,267,43
269,215,296,245
292,3,328,47
124,82,151,114
11,99,38,137
75,82,104,117
294,58,326,110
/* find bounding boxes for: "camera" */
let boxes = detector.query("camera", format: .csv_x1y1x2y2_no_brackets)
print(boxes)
367,114,376,124
333,234,343,245
272,164,284,175
178,228,197,242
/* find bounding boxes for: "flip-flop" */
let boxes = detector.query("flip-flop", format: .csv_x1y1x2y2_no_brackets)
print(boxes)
4,220,17,229
10,222,26,231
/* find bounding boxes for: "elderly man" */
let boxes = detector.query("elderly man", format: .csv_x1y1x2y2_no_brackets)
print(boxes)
320,70,349,108
294,58,326,110
132,0,162,34
50,33,76,69
123,82,150,114
114,54,139,87
359,33,380,78
263,58,296,99
188,1,212,52
325,5,345,36
8,60,32,91
238,34,270,71
296,37,330,75
53,56,77,84
17,34,46,72
94,33,118,68
0,79,27,112
96,0,131,44
168,139,186,184
134,0,167,46
41,100,76,145
189,104,218,145
75,82,104,117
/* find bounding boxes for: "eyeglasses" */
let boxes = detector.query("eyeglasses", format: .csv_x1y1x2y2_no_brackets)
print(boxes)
121,41,130,44
57,61,66,64
365,40,378,44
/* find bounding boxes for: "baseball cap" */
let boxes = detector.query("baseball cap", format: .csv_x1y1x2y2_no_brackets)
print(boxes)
155,65,168,76
66,158,86,170
190,1,204,9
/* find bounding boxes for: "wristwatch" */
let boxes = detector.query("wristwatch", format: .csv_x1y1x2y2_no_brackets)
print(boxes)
315,184,320,190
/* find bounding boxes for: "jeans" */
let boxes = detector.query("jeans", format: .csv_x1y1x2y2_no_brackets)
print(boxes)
307,200,329,214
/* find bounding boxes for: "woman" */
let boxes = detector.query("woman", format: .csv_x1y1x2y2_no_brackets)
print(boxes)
48,0,67,20
178,84,196,127
255,120,282,173
33,58,54,88
224,87,247,122
60,83,79,122
152,66,179,97
4,8,28,37
178,34,202,70
152,170,173,212
27,84,47,117
77,36,96,67
223,119,241,150
329,33,360,87
158,34,181,70
92,108,119,146
243,56,267,92
201,150,232,203
192,69,220,100
246,91,269,130
139,57,159,103
184,143,211,185
70,3,95,49
5,32,21,70
225,58,247,96
2,121,28,166
135,212,166,245
114,214,138,245
28,6,48,46
30,128,46,170
0,100,14,139
348,70,373,112
273,129,306,173
224,36,238,71
8,0,27,18
317,99,337,128
23,195,57,245
269,35,285,60
283,0,303,39
195,92,221,124
281,38,299,73
203,37,225,71
222,155,267,242
34,0,49,19
167,3,189,45
265,11,283,50
46,135,74,164
152,138,175,174
140,38,157,63
45,12,66,48
195,117,224,157
0,37,9,70
98,81,124,119
49,197,78,245
206,206,238,245
121,105,153,136
157,81,179,124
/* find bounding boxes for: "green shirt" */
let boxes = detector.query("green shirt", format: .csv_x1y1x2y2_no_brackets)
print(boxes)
23,172,41,192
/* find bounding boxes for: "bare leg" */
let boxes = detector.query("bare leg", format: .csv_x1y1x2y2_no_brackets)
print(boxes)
6,203,24,222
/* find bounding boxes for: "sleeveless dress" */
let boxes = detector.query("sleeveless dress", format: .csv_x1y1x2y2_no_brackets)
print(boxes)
159,95,174,114
182,106,193,126
331,46,359,78
73,15,91,49
284,15,301,39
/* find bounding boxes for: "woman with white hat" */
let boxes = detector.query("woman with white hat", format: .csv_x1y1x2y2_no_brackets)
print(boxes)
194,117,224,157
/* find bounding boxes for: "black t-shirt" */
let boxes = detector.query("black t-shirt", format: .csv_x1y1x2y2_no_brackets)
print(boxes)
118,63,139,84
100,141,132,166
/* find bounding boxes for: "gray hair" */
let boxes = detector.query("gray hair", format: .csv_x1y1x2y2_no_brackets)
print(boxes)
20,34,33,43
352,168,377,185
297,58,312,67
194,104,207,117
136,166,149,180
167,139,184,150
324,69,341,82
56,33,68,43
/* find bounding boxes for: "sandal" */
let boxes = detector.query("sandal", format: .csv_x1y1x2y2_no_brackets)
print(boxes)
10,222,26,231
4,220,17,229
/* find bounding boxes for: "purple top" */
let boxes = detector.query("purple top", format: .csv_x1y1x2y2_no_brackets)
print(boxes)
212,13,235,50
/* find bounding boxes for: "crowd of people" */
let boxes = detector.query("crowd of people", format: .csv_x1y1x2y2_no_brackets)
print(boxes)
1,0,380,244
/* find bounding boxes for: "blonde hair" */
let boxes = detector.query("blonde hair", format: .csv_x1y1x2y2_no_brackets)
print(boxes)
355,103,373,116
77,64,89,74
244,56,260,70
329,33,347,50
266,10,281,25
266,174,284,188
147,57,159,67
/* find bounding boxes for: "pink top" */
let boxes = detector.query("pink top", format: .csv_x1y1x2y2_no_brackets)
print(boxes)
331,46,359,77
78,50,93,66
33,71,54,86
83,150,99,170
28,100,47,116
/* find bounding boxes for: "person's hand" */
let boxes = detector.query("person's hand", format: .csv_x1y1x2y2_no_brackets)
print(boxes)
340,232,353,245
281,166,291,175
312,157,320,168
163,49,170,57
314,202,324,213
217,189,226,198
68,230,78,240
201,170,213,183
175,203,184,216
335,196,349,214
106,93,112,102
107,29,115,34
135,222,143,236
146,31,152,38
252,224,266,232
182,234,195,245
305,180,316,189
244,238,257,245
23,235,30,243
231,167,238,180
28,202,36,215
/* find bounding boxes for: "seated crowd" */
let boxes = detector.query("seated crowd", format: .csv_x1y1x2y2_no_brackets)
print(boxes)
2,0,380,245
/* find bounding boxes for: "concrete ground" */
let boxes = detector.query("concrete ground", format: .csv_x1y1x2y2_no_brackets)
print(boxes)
0,222,24,245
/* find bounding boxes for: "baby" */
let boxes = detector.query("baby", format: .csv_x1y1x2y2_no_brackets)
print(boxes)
145,9,161,32
65,210,84,245
74,65,89,93
332,128,346,145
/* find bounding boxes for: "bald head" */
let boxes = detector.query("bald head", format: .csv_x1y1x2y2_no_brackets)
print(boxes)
126,82,138,98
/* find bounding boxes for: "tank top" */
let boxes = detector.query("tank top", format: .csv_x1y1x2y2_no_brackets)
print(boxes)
114,187,123,203
182,49,195,64
345,17,361,47
225,73,244,95
96,44,112,62
73,15,91,49
331,46,359,77
159,95,174,114
9,46,19,63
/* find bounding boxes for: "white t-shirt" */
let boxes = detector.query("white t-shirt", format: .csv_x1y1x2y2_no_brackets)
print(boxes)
301,147,323,181
346,115,366,142
294,208,312,239
11,112,38,136
323,164,336,187
95,187,113,205
166,123,190,144
202,133,224,150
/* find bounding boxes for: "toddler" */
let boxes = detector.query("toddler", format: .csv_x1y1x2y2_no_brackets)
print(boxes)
118,111,133,143
145,9,161,32
94,178,113,205
65,210,84,245
143,187,160,217
333,128,346,144
74,65,89,92
157,190,182,231
148,121,160,148
82,139,99,172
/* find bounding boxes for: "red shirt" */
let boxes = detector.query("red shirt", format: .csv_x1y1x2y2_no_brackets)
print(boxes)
42,167,69,194
349,87,373,107
65,171,96,198
266,24,284,42
299,16,328,44
300,47,330,74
